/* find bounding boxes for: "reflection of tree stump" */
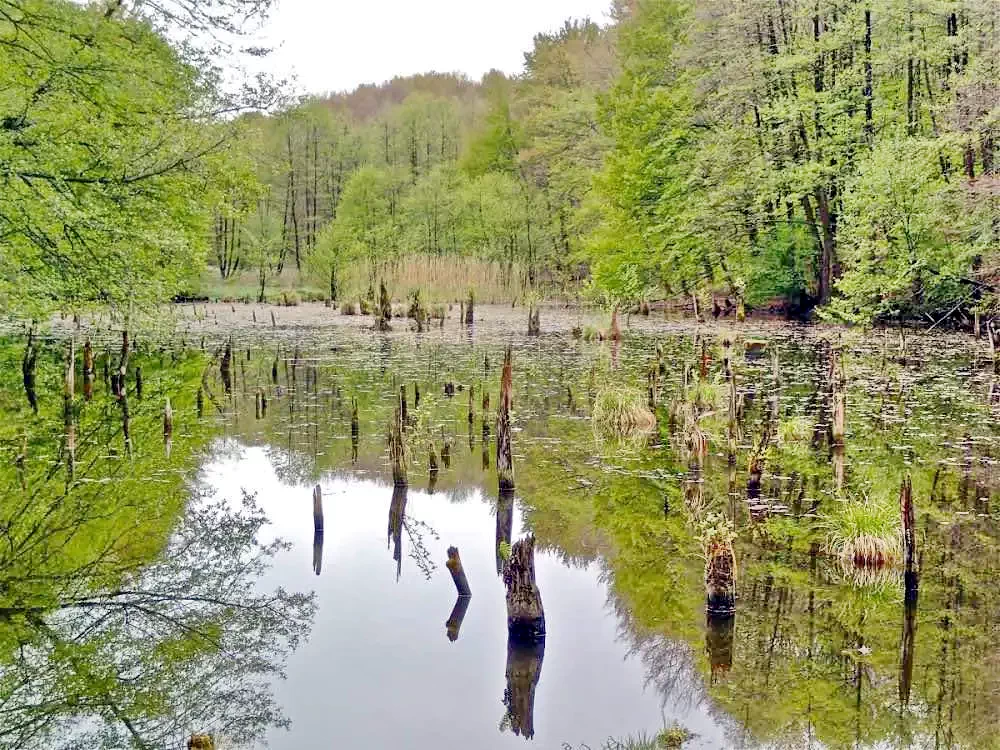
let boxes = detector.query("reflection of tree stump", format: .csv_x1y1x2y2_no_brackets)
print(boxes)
503,535,545,642
83,339,94,401
220,339,233,395
900,474,918,599
502,638,545,739
387,485,408,579
446,595,472,642
497,347,514,492
312,484,323,534
312,529,324,576
706,613,734,681
496,490,514,575
705,541,736,615
899,596,917,706
389,398,407,487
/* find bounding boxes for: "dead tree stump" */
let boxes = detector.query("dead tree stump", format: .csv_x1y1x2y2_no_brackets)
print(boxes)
465,290,474,325
705,540,737,616
503,535,545,642
446,546,471,597
497,346,514,492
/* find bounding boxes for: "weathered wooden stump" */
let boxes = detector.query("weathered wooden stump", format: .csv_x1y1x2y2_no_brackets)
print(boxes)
446,546,471,597
503,535,545,642
83,339,94,402
527,305,540,336
497,346,514,492
465,290,474,325
705,540,736,616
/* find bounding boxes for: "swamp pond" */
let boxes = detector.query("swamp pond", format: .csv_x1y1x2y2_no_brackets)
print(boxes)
2,304,1000,749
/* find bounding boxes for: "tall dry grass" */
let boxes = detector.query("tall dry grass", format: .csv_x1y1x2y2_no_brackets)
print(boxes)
341,255,525,304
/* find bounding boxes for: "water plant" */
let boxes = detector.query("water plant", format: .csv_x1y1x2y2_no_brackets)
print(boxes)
825,497,901,567
592,387,655,439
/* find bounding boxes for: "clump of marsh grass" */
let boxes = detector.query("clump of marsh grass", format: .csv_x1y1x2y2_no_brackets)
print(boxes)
777,415,812,444
340,300,357,315
825,498,901,568
593,386,655,439
598,724,694,749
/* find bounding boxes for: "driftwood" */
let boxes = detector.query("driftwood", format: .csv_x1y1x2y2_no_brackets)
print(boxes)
503,535,545,642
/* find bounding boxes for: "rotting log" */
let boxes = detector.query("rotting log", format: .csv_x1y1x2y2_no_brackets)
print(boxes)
312,484,324,534
497,346,514,492
446,595,472,642
503,535,545,642
446,546,472,597
705,539,736,616
502,637,545,739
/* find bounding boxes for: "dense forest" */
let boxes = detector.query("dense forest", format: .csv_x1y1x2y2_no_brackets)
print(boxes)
2,0,999,324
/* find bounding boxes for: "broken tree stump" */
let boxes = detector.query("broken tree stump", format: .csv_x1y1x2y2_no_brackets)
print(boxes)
705,539,737,616
446,546,471,597
465,290,474,325
503,535,545,642
497,346,514,492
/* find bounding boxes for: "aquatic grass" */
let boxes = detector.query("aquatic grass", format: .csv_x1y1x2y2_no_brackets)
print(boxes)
824,497,901,567
593,387,655,439
339,301,357,315
597,724,694,749
778,415,813,444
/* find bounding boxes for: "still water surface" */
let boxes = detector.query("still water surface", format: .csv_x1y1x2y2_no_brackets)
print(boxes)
4,306,1000,749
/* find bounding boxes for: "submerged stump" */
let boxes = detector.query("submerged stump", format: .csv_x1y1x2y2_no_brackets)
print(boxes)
503,535,545,642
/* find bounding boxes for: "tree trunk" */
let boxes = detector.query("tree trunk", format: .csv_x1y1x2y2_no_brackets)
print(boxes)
446,546,472,597
502,639,544,739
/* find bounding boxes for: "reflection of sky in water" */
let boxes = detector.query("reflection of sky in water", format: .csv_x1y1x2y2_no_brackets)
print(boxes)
200,443,729,749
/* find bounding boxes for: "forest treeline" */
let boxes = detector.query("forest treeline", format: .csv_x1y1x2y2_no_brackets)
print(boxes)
2,0,999,323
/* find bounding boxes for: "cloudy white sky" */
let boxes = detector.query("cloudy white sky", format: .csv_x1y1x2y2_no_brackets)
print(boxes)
251,0,613,95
